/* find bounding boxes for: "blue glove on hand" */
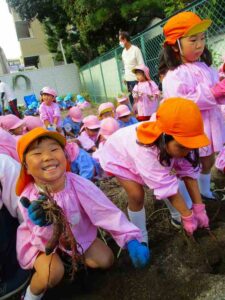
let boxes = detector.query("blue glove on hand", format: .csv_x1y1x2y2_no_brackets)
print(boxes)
20,196,50,227
127,239,150,268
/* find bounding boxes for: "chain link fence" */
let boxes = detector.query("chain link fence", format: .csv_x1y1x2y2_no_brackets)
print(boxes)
80,0,225,102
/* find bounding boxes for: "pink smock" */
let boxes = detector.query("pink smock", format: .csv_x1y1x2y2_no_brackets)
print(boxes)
98,124,199,200
215,147,225,173
132,81,159,117
0,128,19,161
39,102,61,126
17,172,141,269
77,131,97,151
162,62,225,157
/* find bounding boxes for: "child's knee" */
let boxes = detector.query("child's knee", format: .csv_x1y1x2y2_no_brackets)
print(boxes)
99,249,114,269
40,262,64,289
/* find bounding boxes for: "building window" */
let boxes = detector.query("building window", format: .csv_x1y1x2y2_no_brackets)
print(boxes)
15,21,31,39
24,56,39,68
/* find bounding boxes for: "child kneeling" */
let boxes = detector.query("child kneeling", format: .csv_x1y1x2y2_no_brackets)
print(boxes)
16,128,150,300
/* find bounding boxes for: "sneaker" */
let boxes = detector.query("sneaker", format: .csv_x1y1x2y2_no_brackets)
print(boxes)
171,218,182,229
0,268,31,300
201,191,222,202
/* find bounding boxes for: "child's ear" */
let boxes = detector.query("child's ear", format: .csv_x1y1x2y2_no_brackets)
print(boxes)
172,45,179,53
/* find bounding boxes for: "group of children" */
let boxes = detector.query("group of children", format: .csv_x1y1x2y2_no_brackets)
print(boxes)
0,10,225,300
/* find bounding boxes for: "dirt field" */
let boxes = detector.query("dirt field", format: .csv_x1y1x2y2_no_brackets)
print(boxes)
42,169,225,300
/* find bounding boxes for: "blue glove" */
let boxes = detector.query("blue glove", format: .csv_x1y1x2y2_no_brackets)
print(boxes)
20,196,51,227
127,239,150,268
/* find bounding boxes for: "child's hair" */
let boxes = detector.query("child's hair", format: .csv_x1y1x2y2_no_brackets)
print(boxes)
159,43,212,76
134,69,147,80
137,134,200,169
119,31,130,41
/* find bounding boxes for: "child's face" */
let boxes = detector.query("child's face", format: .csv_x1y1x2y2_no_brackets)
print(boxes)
101,111,114,119
166,140,191,158
135,71,146,82
42,93,54,106
10,124,25,135
180,32,206,63
25,138,67,188
119,115,131,123
86,127,99,137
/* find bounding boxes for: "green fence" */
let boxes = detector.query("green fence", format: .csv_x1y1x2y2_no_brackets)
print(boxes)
80,0,225,102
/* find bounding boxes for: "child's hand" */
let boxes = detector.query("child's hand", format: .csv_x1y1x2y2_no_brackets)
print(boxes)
192,204,209,229
20,196,51,227
127,239,150,268
181,211,198,235
211,78,225,99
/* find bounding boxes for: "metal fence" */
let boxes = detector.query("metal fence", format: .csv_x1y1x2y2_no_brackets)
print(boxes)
79,0,225,102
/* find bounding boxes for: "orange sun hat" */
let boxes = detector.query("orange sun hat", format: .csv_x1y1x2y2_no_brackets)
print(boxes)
16,127,69,196
136,97,210,149
163,11,212,45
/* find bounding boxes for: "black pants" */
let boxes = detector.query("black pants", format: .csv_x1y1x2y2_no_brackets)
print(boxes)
9,99,21,118
126,80,137,106
0,205,19,281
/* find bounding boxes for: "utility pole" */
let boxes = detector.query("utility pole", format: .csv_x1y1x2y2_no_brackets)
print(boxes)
59,39,67,65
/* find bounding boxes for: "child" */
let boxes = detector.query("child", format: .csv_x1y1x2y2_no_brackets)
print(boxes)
24,102,39,116
56,96,66,111
24,116,43,131
116,105,138,128
132,64,160,121
76,94,90,109
63,106,83,137
66,142,100,181
116,95,131,109
97,117,119,148
78,115,100,152
0,114,25,140
98,102,115,120
161,11,225,201
99,98,210,242
64,93,74,109
39,87,61,131
16,128,149,300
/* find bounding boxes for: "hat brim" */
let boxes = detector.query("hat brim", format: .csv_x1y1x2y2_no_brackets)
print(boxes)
71,117,82,123
10,119,25,130
183,19,212,37
174,133,210,149
136,121,163,145
118,112,131,118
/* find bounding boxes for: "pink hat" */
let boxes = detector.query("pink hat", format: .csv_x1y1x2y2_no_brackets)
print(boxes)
68,107,83,122
98,102,114,116
82,115,101,129
40,86,57,97
116,105,131,118
116,96,128,103
0,128,19,161
23,116,43,131
0,114,25,131
132,64,150,80
99,117,119,139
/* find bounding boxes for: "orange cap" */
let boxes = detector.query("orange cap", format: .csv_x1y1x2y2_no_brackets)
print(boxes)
163,11,212,45
16,127,69,196
137,97,210,149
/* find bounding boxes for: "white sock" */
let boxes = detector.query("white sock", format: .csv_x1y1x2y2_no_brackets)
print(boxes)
178,180,192,209
127,207,148,244
198,173,214,199
24,286,44,300
164,199,181,223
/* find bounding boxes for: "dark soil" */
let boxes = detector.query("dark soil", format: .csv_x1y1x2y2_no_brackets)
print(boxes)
42,173,225,300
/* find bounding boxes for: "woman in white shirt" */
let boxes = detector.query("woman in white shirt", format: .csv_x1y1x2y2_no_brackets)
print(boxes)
119,31,144,105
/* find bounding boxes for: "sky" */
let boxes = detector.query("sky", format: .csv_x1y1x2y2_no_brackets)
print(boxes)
0,0,21,59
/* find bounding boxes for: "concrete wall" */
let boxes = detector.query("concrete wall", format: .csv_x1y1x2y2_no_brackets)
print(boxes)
0,63,81,105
